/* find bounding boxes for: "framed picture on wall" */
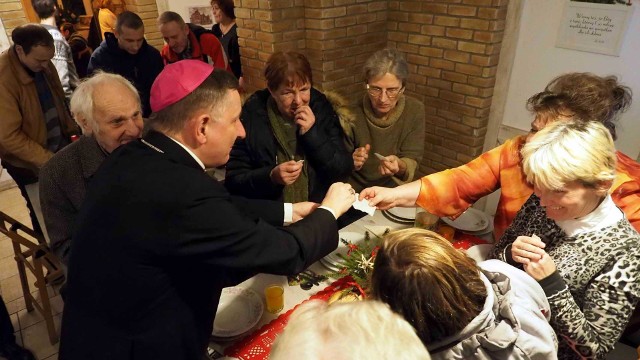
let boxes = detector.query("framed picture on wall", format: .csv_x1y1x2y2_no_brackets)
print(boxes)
556,1,634,56
188,6,214,26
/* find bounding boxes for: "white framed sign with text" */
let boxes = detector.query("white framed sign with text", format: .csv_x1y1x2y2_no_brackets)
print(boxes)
556,1,634,56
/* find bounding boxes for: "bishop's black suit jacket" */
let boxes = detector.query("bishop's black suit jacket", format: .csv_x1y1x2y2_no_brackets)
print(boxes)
59,130,338,360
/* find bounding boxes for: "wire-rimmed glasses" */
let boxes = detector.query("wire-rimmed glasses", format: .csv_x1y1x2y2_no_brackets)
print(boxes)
366,84,405,99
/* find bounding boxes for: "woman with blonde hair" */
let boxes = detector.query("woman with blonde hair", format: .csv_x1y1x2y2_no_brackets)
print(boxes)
371,228,557,359
96,0,116,38
490,119,640,359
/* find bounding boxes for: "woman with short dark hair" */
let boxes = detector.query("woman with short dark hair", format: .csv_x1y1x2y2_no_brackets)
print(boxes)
225,51,353,204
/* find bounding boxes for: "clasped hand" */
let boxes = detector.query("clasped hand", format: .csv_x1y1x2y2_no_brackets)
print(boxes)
511,234,557,281
294,106,315,135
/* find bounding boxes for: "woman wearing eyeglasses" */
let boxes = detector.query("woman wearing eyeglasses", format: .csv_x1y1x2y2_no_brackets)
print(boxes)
346,48,425,192
225,51,353,204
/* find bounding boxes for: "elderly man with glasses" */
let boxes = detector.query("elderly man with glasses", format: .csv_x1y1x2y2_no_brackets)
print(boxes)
346,48,426,192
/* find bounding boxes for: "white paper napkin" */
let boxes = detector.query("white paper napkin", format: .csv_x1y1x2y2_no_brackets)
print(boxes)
352,193,376,216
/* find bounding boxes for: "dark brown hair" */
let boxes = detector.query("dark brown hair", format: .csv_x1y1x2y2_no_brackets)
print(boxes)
264,51,313,91
11,24,54,54
147,69,239,134
116,11,144,33
527,73,632,140
60,22,75,35
211,0,236,19
31,0,56,19
370,228,487,345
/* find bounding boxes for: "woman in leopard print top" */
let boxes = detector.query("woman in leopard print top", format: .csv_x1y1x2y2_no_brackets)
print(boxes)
489,120,640,359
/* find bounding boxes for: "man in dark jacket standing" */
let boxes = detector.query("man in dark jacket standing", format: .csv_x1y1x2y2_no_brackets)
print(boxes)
88,11,163,117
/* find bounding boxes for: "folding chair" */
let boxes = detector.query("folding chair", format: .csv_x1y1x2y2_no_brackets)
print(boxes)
0,211,64,345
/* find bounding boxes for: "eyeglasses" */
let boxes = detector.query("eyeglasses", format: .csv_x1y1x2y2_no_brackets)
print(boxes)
366,84,405,99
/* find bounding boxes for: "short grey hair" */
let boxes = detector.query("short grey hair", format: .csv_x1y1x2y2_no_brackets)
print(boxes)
363,48,409,86
70,72,140,135
270,300,431,360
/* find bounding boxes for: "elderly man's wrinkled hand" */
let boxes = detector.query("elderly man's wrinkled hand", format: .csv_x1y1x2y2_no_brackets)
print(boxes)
270,160,303,185
523,252,557,281
353,144,370,170
320,182,356,218
294,105,315,135
378,155,401,176
511,234,546,264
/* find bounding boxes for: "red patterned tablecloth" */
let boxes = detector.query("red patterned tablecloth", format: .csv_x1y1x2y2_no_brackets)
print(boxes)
224,276,358,359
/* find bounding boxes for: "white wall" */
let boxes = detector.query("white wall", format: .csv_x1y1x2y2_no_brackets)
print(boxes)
501,0,640,159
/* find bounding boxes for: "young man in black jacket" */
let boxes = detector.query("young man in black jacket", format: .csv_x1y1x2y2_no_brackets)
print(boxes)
87,11,163,117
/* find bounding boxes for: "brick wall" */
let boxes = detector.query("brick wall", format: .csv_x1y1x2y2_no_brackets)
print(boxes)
236,0,388,101
0,0,29,37
234,0,509,175
125,0,162,50
388,0,507,175
235,0,306,90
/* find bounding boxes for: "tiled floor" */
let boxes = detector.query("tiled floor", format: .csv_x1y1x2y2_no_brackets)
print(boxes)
1,186,61,360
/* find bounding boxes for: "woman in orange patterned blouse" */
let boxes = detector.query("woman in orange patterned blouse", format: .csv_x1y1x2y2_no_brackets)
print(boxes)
361,73,640,239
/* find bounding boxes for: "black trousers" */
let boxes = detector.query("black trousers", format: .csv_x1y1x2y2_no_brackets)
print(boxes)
1,161,42,235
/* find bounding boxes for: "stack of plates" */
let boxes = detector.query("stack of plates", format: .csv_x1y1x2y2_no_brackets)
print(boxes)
211,287,263,341
441,207,493,235
320,231,365,271
381,207,416,224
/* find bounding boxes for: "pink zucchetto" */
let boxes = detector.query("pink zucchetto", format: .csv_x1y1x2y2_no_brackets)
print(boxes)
150,60,214,113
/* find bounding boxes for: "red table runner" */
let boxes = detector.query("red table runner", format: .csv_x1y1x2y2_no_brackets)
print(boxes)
224,276,358,359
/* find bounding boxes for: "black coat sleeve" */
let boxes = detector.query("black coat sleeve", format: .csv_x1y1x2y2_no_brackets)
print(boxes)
225,92,284,200
300,89,354,182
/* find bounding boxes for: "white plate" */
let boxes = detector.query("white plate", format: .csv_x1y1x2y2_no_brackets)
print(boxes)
465,244,493,263
212,287,263,338
441,208,490,232
323,231,366,266
381,210,414,224
386,207,416,221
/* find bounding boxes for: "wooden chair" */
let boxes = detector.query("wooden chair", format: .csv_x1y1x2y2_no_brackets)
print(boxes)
24,182,51,246
0,211,64,345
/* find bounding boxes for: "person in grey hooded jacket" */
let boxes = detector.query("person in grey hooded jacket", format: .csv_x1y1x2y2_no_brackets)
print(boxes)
371,228,558,360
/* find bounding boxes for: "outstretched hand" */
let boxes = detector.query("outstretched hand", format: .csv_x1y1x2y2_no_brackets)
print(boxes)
320,182,356,217
359,186,399,210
